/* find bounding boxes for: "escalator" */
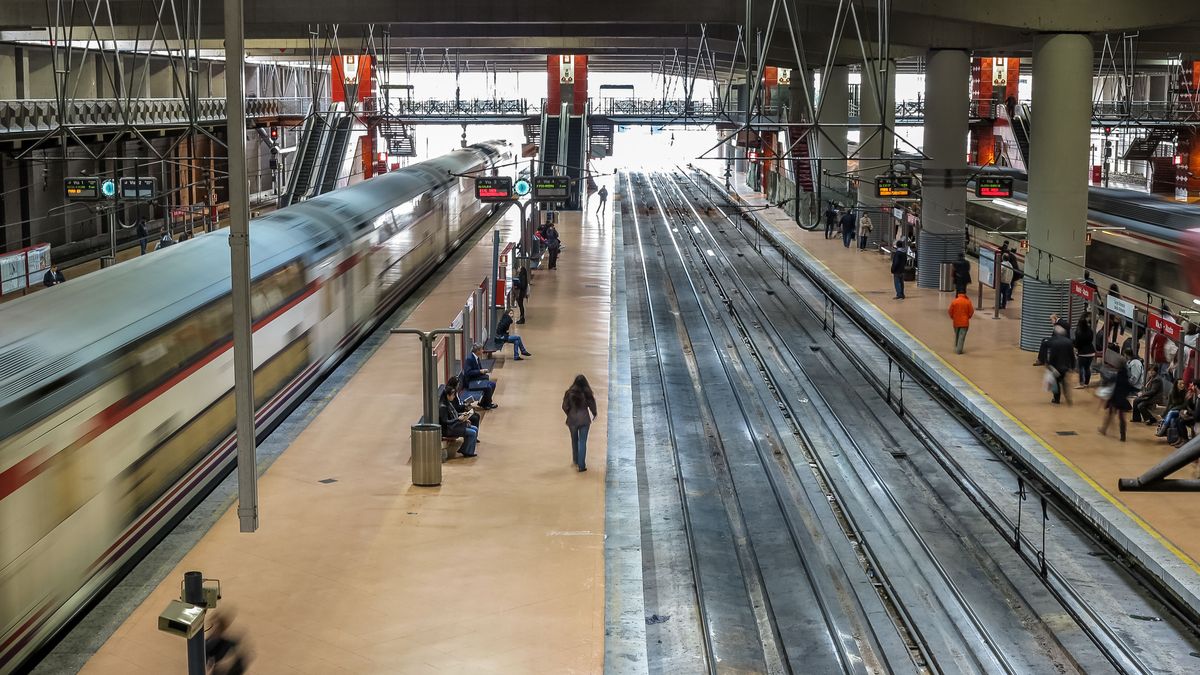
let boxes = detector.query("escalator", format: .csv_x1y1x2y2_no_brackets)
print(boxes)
316,115,355,195
279,115,326,207
1012,108,1031,166
539,114,561,176
564,115,585,210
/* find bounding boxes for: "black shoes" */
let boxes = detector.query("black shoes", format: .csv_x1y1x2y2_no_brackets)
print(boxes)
521,352,532,357
577,466,587,472
517,319,526,324
481,403,498,409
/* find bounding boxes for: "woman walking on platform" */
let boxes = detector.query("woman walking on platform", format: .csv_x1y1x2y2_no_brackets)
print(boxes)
1099,356,1136,442
562,374,598,472
1074,315,1096,388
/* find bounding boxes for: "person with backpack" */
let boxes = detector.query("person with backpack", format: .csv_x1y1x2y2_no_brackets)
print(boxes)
948,292,975,354
562,374,598,472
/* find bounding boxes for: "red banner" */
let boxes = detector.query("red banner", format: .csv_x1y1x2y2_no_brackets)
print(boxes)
331,54,373,105
1069,279,1094,302
1148,313,1183,341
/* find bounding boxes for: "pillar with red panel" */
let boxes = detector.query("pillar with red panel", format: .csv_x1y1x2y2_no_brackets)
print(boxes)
547,55,588,116
1175,61,1200,202
330,54,382,179
968,57,1020,166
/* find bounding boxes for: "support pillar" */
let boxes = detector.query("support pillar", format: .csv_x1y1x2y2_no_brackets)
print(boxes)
918,49,970,288
1019,33,1092,351
856,59,895,249
817,66,849,199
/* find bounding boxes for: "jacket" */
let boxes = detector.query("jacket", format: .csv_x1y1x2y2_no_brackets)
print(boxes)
562,390,597,430
1073,326,1095,357
1135,374,1163,404
463,352,488,385
999,260,1014,285
858,215,873,237
948,295,974,329
824,208,838,225
951,259,971,286
839,212,856,233
1046,334,1076,373
495,314,513,339
890,249,907,274
1127,357,1146,390
439,396,466,435
1166,384,1188,411
1110,365,1136,407
42,270,65,287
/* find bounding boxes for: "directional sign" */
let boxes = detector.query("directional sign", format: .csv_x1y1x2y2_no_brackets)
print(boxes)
876,174,913,198
532,175,570,201
120,177,157,200
65,177,102,201
975,176,1014,198
475,176,513,203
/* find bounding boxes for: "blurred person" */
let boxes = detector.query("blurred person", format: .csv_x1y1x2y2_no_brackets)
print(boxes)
948,292,974,354
596,185,609,215
42,265,65,287
1004,251,1022,303
857,211,873,250
1073,316,1096,388
1098,356,1135,442
562,374,598,472
1046,325,1075,405
206,610,250,675
951,252,971,295
824,202,838,239
840,208,856,248
1034,313,1071,366
136,218,149,255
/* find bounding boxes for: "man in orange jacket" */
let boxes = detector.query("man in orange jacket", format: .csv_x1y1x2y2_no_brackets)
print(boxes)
948,292,975,354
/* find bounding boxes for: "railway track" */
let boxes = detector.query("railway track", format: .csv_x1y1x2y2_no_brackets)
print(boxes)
619,168,1200,674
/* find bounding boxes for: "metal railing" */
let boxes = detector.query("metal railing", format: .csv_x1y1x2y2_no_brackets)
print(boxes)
0,96,317,134
373,97,532,118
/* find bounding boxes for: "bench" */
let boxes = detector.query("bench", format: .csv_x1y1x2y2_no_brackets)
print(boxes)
433,383,492,459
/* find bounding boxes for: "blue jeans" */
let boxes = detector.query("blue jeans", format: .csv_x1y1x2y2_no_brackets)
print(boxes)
468,379,496,406
570,424,590,468
998,283,1011,309
858,235,868,250
502,334,529,357
893,273,905,298
842,231,853,247
459,425,478,456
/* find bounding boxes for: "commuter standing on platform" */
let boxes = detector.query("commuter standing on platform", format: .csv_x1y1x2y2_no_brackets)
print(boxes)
1099,356,1135,442
546,222,561,270
1047,325,1076,405
857,212,873,251
464,343,498,409
1005,251,1022,303
562,374,597,472
1105,283,1124,345
42,265,65,287
1126,348,1146,391
511,266,529,324
824,202,838,239
951,252,972,295
839,208,856,248
890,241,907,300
1074,316,1096,388
948,292,975,354
1034,313,1071,366
596,185,608,215
998,255,1014,310
136,218,148,255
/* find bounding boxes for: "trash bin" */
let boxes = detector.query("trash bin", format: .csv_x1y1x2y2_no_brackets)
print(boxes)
100,255,116,269
410,423,443,487
938,262,955,292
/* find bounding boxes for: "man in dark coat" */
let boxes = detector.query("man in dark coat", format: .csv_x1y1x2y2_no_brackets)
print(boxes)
823,203,838,239
839,209,856,248
42,265,66,287
951,253,972,295
1046,326,1076,405
136,218,149,255
890,241,908,299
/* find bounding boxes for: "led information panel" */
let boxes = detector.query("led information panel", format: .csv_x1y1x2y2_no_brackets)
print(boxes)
120,177,157,200
475,176,513,202
975,176,1014,198
65,177,102,201
876,174,913,198
532,176,570,201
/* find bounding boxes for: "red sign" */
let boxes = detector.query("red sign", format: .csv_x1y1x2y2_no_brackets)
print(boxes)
1148,313,1183,341
1091,165,1102,184
1070,279,1095,302
331,54,373,104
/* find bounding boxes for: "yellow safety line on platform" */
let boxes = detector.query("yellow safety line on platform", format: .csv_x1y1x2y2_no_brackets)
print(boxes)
793,232,1200,577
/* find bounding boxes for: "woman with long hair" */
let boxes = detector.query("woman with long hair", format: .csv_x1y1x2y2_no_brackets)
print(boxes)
562,374,598,472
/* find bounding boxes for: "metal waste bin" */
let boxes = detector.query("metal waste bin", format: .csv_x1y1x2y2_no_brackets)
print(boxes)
938,262,955,292
410,423,443,486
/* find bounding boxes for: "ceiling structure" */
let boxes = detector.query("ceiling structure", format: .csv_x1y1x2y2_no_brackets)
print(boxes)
0,1,1197,76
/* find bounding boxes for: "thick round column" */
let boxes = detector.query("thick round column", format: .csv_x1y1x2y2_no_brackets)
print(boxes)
817,66,849,199
856,59,895,248
1019,33,1092,350
917,49,970,288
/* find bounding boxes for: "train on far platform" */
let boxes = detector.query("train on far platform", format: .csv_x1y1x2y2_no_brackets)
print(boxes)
966,185,1200,309
0,140,512,673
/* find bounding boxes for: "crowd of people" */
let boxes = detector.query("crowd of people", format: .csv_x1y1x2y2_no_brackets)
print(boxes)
435,211,599,472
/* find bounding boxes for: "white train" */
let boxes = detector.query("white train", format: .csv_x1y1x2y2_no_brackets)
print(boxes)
0,141,511,672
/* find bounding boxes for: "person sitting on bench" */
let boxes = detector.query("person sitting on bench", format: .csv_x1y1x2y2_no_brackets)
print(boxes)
495,309,533,361
439,383,478,457
464,343,498,409
445,376,481,427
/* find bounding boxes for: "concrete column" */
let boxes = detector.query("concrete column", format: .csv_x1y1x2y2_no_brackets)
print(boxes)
27,50,56,98
918,49,970,288
149,59,173,97
0,45,17,99
1019,33,1093,350
856,59,895,248
817,65,849,199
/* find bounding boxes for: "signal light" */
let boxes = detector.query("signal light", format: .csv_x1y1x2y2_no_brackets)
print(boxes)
269,127,278,140
1176,154,1184,166
1103,126,1113,135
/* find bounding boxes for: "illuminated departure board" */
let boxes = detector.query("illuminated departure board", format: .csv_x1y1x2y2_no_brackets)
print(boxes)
975,176,1014,198
475,176,514,202
875,174,913,198
65,177,101,201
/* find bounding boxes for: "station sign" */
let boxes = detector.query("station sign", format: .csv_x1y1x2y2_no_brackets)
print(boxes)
65,177,102,201
978,247,996,288
120,177,157,200
1106,293,1135,320
876,174,913,198
1069,279,1095,303
975,176,1014,199
475,176,513,202
532,175,570,201
1148,313,1183,341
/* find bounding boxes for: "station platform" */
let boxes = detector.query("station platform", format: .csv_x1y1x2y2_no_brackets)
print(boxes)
723,175,1200,596
76,205,611,673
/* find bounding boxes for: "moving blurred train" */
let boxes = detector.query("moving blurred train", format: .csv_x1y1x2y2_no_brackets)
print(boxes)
966,181,1200,309
0,141,511,672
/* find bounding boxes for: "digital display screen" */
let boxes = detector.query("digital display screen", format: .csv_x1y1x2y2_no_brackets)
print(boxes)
876,175,913,198
533,176,570,201
65,177,101,201
120,177,156,200
475,176,513,203
976,176,1014,198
